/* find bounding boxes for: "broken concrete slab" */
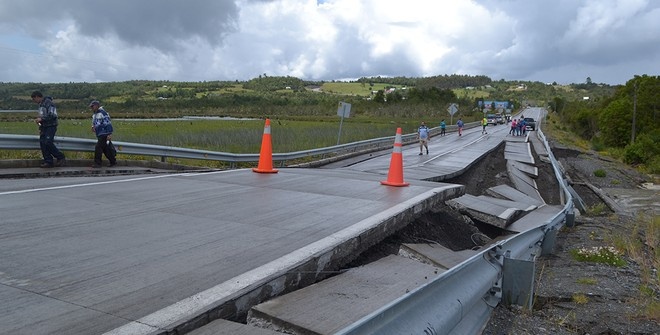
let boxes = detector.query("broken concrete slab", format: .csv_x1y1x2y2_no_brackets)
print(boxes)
508,160,538,178
507,162,544,204
246,255,443,335
446,194,520,228
486,185,545,208
527,129,549,157
399,243,478,270
475,195,537,211
504,141,535,164
505,205,565,233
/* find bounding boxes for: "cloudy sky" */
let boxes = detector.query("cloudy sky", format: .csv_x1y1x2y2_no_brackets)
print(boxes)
0,0,658,85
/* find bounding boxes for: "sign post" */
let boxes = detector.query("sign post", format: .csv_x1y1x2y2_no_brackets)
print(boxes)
337,102,351,145
447,103,458,124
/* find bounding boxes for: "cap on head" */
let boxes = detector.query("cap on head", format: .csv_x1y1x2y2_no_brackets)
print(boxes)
89,100,100,107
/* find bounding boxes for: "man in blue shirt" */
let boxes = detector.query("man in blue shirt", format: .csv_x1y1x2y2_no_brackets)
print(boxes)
32,91,66,168
90,100,117,168
417,121,430,155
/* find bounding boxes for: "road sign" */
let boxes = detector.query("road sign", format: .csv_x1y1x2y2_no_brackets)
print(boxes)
447,103,458,116
337,102,351,118
337,102,351,145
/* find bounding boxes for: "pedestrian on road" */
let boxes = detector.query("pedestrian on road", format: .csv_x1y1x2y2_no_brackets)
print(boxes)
90,100,117,168
417,121,430,155
509,118,517,135
482,116,488,134
440,119,446,136
31,91,66,168
457,118,464,136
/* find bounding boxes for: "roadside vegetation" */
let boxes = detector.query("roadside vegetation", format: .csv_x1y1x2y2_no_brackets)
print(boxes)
547,75,660,175
613,214,660,321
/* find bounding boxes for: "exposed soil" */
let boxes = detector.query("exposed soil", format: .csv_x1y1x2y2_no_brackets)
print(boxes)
347,136,660,334
347,141,560,267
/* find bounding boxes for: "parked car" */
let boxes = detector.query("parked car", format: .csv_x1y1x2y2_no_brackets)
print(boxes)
524,117,536,130
486,114,497,126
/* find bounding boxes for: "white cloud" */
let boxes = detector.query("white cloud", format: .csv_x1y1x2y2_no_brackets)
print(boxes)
0,0,658,84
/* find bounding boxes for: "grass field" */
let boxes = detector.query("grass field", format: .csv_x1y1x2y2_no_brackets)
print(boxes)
0,117,428,166
320,82,407,96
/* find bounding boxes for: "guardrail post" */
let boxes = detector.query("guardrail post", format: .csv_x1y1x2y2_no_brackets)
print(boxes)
565,211,576,227
502,253,535,310
567,184,587,214
541,228,558,256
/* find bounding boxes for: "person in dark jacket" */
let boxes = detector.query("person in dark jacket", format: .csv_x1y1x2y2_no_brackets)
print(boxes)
31,91,66,168
89,100,117,168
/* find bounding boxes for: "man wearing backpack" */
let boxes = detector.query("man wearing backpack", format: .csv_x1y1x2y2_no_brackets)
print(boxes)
32,91,66,168
89,100,117,168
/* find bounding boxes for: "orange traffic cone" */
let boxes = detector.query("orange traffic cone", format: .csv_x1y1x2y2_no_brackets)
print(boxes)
381,127,409,187
252,118,279,173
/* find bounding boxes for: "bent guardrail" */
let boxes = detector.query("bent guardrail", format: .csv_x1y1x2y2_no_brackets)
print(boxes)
336,123,575,335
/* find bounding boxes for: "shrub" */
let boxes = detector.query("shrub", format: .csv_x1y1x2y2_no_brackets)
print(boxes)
590,137,606,152
593,169,607,177
586,203,608,216
624,132,659,166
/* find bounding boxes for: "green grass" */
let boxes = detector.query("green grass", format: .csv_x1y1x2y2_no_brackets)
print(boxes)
0,118,412,154
569,246,626,267
576,278,598,285
593,169,607,177
320,82,406,96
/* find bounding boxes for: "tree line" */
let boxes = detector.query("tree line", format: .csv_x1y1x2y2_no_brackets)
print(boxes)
549,75,658,172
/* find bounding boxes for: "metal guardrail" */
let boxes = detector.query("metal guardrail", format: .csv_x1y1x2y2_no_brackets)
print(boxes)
0,122,479,167
336,119,575,335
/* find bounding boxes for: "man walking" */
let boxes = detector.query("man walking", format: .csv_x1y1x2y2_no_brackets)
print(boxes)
90,100,117,168
31,91,66,168
482,116,488,134
457,118,464,136
417,121,430,155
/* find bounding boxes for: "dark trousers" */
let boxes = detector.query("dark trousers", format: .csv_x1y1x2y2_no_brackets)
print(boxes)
95,135,116,165
39,126,65,164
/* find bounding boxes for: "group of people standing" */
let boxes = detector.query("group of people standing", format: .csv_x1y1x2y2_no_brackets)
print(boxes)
508,118,528,136
31,91,117,168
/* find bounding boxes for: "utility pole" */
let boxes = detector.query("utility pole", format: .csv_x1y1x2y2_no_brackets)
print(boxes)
631,81,638,144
